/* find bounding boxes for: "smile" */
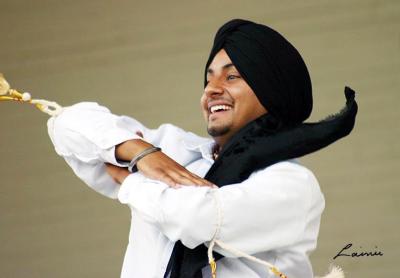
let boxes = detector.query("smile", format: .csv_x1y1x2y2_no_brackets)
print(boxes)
209,105,232,114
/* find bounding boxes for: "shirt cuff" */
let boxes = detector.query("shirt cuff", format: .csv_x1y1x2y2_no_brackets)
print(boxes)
100,135,143,167
118,173,148,205
117,174,169,220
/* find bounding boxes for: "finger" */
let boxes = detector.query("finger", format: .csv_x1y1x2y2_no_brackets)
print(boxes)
189,177,211,186
170,168,212,186
185,172,214,186
145,165,195,187
170,172,198,186
196,179,215,187
190,175,214,186
158,172,179,188
171,167,204,182
174,172,211,187
137,154,212,187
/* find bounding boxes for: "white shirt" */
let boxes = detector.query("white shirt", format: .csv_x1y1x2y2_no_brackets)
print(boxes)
47,102,325,278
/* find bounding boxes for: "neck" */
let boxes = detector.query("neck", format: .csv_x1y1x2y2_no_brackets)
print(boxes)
212,126,239,150
212,135,230,152
212,133,236,161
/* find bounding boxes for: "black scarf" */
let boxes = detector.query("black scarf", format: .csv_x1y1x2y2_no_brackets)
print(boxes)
166,19,359,278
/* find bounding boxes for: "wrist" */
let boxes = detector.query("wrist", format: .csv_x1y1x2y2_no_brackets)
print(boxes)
115,139,153,161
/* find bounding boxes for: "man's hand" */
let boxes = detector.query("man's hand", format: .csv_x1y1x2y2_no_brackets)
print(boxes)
136,150,214,188
113,139,215,188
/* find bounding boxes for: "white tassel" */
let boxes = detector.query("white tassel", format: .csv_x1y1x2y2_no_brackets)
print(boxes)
315,265,345,278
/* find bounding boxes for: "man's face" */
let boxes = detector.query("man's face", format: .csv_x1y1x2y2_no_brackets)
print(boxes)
201,49,267,146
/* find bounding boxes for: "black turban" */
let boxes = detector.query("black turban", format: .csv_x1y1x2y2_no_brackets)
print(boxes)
204,19,312,126
166,19,358,278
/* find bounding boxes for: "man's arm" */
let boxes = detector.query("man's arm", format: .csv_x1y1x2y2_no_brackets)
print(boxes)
115,139,213,187
47,102,143,198
114,161,325,256
47,102,211,197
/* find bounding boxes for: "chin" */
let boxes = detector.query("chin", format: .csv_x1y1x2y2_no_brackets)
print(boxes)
207,124,231,137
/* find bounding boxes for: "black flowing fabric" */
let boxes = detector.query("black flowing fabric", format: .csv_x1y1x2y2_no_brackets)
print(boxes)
166,19,359,278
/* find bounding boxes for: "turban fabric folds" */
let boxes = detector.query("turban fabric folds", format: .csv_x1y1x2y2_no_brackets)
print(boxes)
204,19,313,127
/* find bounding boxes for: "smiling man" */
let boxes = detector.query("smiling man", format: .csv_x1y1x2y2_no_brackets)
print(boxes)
202,50,267,147
47,19,357,278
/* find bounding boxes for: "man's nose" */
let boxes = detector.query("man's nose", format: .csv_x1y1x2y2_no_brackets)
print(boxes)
204,79,224,97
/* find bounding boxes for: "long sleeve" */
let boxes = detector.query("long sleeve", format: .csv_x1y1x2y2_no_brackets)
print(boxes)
46,101,209,199
47,102,145,198
117,161,325,256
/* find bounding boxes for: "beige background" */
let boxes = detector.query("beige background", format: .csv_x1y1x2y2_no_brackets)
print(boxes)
0,0,399,277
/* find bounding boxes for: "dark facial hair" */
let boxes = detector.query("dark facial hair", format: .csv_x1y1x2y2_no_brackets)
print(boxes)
207,125,230,137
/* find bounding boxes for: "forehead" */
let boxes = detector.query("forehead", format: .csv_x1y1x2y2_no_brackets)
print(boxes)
207,49,237,72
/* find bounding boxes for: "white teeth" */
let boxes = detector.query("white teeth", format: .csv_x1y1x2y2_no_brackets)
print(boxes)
210,105,232,113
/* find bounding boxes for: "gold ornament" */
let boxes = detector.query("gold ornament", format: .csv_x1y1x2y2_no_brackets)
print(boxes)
0,73,63,116
0,73,11,95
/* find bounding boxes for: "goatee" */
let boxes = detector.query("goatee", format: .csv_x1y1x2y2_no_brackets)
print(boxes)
207,125,230,137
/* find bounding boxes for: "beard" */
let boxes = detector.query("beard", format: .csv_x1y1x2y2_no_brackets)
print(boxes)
207,124,231,137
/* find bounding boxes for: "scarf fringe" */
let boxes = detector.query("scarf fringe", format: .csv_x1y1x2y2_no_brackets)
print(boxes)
316,265,345,278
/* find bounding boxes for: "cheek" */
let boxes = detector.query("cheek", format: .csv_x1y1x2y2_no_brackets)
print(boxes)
200,95,208,118
200,95,206,109
232,89,264,123
234,91,252,112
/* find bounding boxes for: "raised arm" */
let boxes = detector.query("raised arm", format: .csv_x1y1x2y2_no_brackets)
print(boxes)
47,102,212,198
47,102,145,198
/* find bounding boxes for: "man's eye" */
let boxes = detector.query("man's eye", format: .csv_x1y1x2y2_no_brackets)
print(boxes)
227,75,240,80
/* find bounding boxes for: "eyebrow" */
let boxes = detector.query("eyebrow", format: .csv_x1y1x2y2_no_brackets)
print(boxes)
207,63,235,74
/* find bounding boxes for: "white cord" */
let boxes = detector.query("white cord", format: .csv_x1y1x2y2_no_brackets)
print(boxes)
209,238,344,278
207,190,221,263
213,239,278,269
31,99,63,116
206,190,344,278
207,189,285,277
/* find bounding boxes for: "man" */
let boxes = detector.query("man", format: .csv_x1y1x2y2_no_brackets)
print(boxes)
47,19,357,277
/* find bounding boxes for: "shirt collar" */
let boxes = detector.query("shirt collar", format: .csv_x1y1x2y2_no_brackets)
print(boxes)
181,136,216,163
